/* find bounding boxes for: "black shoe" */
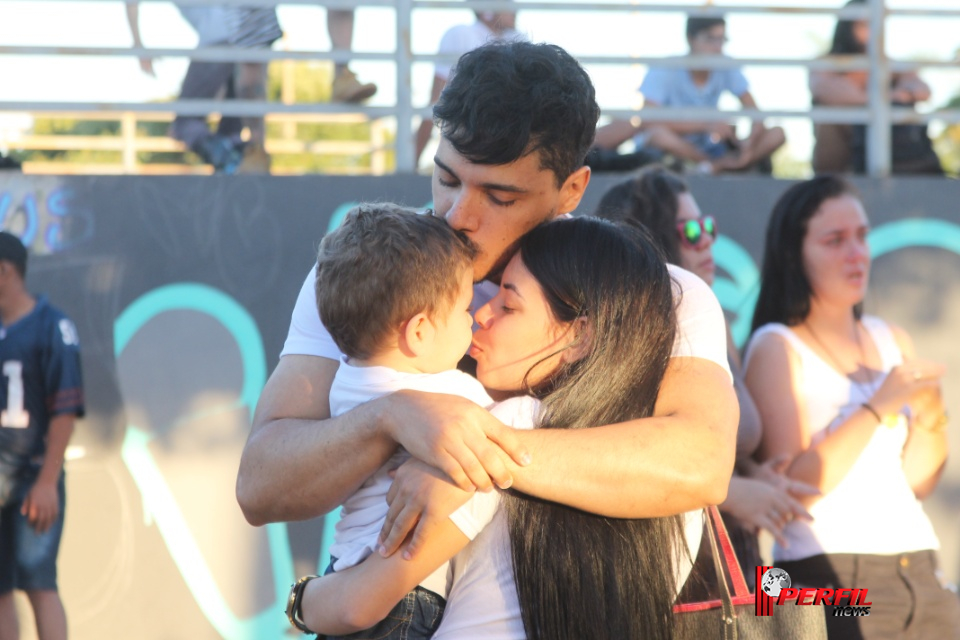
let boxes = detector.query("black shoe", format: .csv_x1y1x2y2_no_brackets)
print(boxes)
0,154,21,170
191,135,243,174
584,147,657,173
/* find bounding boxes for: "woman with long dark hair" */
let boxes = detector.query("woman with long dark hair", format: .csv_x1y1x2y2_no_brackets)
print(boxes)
744,175,959,638
811,0,940,174
489,217,683,640
296,216,702,640
594,165,816,591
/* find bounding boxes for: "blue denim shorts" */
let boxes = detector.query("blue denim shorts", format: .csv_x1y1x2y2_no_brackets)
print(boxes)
0,472,66,593
320,556,446,640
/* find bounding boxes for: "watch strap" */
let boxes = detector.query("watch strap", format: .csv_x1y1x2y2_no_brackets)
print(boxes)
286,574,320,634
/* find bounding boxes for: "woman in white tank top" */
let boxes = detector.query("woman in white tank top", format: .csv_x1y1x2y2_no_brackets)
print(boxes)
743,175,959,639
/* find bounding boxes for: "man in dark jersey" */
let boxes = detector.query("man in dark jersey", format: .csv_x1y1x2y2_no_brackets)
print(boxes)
0,232,84,640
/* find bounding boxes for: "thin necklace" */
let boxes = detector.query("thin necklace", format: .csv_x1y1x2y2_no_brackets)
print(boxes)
804,320,879,401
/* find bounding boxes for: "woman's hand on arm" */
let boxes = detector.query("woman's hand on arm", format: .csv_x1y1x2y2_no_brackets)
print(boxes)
892,72,932,103
746,333,867,505
740,454,822,499
809,70,868,106
378,458,478,559
721,476,813,547
385,390,530,494
746,332,942,506
237,355,529,526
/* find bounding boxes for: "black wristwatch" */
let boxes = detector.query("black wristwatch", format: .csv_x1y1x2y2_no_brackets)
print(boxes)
286,574,319,634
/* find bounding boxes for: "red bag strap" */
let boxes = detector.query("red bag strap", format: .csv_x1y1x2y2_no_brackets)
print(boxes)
705,506,750,597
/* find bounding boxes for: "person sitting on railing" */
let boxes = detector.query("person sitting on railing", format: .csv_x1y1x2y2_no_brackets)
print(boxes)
126,2,281,174
811,0,943,175
592,15,785,175
414,1,525,169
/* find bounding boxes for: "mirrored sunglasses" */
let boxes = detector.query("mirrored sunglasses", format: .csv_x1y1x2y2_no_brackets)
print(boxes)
676,216,718,248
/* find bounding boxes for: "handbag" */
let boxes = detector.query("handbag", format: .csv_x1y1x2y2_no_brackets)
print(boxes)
673,506,827,640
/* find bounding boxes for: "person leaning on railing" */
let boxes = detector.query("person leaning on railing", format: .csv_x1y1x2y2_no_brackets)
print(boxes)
810,0,942,175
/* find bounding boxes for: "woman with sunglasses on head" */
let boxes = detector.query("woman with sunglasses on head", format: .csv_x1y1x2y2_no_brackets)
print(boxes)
743,175,958,638
595,165,818,591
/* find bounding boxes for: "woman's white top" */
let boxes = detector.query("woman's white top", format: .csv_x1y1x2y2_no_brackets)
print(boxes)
744,316,940,562
432,400,704,639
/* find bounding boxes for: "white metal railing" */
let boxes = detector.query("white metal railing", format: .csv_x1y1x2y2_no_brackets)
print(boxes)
1,0,958,176
12,110,390,175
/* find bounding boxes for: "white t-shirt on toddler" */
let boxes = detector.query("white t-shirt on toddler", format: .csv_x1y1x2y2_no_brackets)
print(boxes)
327,357,496,596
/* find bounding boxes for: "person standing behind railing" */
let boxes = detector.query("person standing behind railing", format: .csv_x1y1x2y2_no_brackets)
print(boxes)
126,2,281,174
414,2,524,168
326,9,377,104
811,0,942,175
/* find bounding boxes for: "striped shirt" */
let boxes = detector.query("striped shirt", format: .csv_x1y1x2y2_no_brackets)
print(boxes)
178,5,282,48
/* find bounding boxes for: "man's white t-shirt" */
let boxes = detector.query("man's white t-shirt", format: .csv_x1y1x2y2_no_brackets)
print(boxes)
281,263,731,380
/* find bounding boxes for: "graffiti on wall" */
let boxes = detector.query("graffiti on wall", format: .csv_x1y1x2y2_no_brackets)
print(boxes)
0,184,94,253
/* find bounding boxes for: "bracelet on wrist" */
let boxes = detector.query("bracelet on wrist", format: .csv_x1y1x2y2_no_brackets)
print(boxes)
286,574,319,634
861,402,882,424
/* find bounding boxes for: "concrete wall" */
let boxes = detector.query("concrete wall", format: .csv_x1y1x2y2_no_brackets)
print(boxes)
2,173,958,639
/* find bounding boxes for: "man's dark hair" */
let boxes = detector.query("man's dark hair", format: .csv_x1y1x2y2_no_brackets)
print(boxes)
315,203,476,360
750,175,862,334
686,16,726,40
433,41,599,187
0,231,27,278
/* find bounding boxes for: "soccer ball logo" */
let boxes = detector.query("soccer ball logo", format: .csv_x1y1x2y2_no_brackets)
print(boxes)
760,567,791,598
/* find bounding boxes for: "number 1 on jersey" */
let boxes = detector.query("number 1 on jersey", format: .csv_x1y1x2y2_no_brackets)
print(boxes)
2,361,29,428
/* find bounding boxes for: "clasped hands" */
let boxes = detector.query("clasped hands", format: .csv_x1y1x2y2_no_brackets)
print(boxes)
375,390,529,560
724,454,820,548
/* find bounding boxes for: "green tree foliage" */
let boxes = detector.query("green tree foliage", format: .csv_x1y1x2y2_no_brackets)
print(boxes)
265,61,395,174
28,117,122,164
